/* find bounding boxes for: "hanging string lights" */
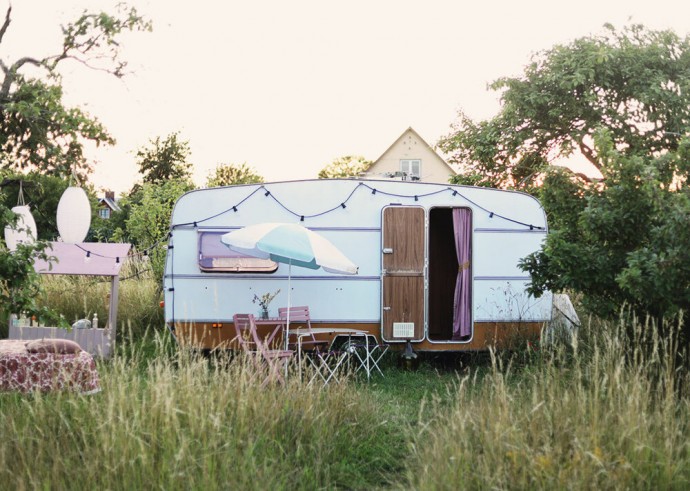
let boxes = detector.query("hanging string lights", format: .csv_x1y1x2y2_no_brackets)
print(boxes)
169,182,546,231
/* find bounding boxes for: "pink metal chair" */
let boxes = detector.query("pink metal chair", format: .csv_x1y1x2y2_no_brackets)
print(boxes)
278,306,328,352
279,306,349,385
232,313,293,386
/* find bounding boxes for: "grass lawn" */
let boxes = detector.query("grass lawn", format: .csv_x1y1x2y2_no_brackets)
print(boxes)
2,318,690,490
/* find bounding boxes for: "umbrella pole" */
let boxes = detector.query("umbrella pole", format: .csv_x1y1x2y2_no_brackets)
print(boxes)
286,261,292,349
285,260,292,378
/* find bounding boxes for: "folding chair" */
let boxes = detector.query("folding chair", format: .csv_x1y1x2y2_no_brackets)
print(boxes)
351,335,389,378
278,306,328,351
232,313,293,386
279,306,344,385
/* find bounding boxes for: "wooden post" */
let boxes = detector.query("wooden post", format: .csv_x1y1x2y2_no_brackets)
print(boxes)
109,275,120,350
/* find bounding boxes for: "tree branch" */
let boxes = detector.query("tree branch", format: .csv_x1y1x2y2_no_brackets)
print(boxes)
0,56,45,99
578,140,601,171
0,5,11,45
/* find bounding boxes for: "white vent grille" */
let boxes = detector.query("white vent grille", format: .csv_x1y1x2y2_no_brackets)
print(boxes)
393,322,415,338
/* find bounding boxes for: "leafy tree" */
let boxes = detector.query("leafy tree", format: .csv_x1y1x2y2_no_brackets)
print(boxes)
136,132,193,185
206,162,263,187
520,129,690,323
116,179,195,280
318,155,372,179
0,237,53,331
439,23,690,327
89,195,126,243
0,4,151,180
0,4,150,325
438,24,690,190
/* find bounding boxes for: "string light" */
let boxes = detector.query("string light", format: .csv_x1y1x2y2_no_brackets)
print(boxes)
169,182,545,231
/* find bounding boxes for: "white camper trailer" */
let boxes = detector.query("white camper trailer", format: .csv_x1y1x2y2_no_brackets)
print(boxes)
164,179,551,353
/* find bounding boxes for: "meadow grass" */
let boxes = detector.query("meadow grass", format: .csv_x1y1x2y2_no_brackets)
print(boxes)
33,256,163,339
401,317,690,490
0,333,406,490
4,269,690,489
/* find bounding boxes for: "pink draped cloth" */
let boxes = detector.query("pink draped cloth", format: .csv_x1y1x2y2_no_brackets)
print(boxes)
452,208,472,339
0,340,100,394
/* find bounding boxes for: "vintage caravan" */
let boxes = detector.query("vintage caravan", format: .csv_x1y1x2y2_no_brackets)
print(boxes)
164,179,552,353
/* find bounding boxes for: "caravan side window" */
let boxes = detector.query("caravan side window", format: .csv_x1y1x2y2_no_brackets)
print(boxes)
198,231,278,273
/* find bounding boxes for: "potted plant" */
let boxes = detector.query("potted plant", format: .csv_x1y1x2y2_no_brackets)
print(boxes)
252,289,281,319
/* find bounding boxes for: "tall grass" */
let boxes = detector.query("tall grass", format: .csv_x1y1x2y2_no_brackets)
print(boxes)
403,316,690,490
0,334,405,490
36,256,163,339
5,270,690,490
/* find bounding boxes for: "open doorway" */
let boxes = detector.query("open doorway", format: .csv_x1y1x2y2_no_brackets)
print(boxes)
428,207,472,341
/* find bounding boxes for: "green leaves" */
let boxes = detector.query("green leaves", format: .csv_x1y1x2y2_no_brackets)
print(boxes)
440,24,690,190
521,132,690,321
317,155,372,179
206,163,264,187
120,179,195,280
0,4,151,322
136,133,193,185
0,78,112,180
60,4,152,77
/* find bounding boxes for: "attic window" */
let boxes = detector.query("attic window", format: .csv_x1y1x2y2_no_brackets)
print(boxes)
198,231,277,273
400,159,421,180
98,208,111,219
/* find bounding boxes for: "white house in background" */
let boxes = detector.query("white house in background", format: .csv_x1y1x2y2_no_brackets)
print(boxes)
97,191,120,219
365,127,456,183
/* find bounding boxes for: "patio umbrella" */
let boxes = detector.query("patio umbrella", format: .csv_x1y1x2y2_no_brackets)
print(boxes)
221,222,358,349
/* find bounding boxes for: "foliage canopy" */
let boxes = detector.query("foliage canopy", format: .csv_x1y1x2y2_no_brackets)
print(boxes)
0,4,150,321
0,4,151,180
442,23,690,324
206,162,263,187
318,155,372,179
439,24,690,190
136,132,193,185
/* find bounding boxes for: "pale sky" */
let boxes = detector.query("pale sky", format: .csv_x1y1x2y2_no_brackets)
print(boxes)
4,0,690,194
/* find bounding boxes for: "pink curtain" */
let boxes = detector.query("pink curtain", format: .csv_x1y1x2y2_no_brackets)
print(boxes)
452,208,472,339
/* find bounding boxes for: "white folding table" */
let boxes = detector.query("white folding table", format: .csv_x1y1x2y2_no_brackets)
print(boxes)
291,327,371,384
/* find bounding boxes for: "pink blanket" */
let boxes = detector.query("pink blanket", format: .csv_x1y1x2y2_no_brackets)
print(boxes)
0,340,100,394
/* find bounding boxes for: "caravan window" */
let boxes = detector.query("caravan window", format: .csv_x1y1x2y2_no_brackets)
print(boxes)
198,231,278,273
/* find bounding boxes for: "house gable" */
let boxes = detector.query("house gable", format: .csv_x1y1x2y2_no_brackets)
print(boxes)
366,127,456,183
97,191,121,219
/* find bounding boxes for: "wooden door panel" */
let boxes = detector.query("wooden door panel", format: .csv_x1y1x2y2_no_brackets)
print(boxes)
382,276,425,340
382,206,425,342
383,207,424,272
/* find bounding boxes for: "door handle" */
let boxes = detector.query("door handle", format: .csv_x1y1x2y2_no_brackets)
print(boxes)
383,306,391,311
382,248,393,254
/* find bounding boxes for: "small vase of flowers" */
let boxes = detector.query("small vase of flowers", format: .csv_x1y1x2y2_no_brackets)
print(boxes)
252,289,281,319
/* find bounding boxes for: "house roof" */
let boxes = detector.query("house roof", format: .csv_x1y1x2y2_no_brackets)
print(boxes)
99,196,121,212
371,127,456,175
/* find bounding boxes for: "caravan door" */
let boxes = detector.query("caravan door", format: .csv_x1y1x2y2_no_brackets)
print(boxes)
381,206,425,342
